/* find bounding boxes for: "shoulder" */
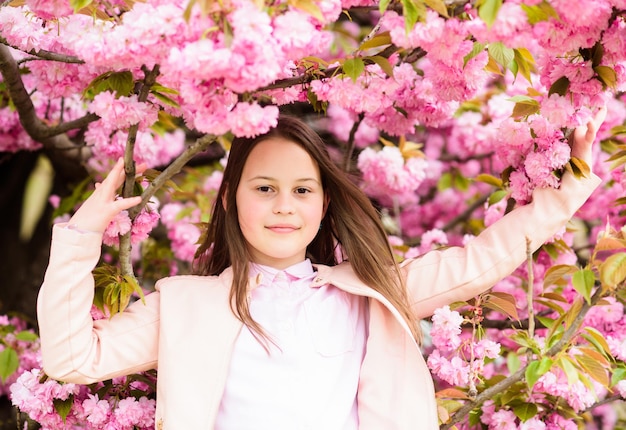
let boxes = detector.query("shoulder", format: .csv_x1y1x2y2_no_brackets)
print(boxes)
155,267,233,294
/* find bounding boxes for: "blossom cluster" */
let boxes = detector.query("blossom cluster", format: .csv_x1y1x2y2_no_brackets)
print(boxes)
494,115,572,203
426,306,500,388
357,145,428,205
11,369,156,430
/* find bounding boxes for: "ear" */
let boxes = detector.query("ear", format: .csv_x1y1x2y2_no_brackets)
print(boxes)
221,188,228,211
322,192,330,218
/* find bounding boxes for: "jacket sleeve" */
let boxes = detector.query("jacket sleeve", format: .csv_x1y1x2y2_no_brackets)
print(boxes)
402,172,602,319
37,224,160,384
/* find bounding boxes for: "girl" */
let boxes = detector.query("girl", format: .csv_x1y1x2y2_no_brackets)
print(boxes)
38,112,605,430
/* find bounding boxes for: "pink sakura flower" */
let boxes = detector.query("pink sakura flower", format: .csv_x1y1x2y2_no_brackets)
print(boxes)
103,211,133,247
25,0,73,20
203,170,224,192
473,339,501,360
88,92,159,131
430,305,463,352
585,297,625,328
81,394,112,426
523,152,559,189
508,170,533,204
545,413,578,430
161,203,202,263
114,396,155,428
324,104,379,148
427,350,470,386
227,103,279,138
485,409,517,430
419,229,448,253
357,146,427,202
603,19,626,63
615,380,626,398
131,205,161,245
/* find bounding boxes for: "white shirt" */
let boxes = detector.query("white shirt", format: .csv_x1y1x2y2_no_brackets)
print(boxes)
215,260,368,430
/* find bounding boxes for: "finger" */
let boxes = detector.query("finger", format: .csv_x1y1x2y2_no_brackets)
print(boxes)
100,158,128,193
114,196,142,212
592,106,608,129
135,163,148,176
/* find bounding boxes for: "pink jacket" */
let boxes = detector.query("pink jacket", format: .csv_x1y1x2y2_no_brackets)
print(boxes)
37,172,601,430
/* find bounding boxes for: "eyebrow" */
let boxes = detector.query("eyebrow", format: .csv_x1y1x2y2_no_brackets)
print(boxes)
248,175,321,184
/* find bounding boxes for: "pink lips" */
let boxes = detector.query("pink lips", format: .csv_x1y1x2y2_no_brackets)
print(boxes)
266,224,298,233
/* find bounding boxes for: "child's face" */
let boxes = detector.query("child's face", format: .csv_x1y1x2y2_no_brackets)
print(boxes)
235,137,326,269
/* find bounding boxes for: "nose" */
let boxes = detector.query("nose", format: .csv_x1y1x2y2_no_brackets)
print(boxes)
273,191,295,214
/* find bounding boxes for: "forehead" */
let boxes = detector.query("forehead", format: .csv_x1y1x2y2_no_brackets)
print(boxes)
242,137,320,177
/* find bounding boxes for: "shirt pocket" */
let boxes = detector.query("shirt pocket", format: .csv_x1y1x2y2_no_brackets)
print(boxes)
304,289,358,357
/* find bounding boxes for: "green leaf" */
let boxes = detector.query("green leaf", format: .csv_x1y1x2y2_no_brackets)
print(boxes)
488,42,514,70
548,76,570,97
507,352,521,374
572,268,595,304
464,42,486,68
483,291,520,320
543,264,578,288
478,0,503,28
576,348,610,387
366,55,394,78
611,366,626,387
53,396,74,423
513,48,534,83
15,331,39,342
401,0,425,32
108,71,134,97
437,172,452,191
557,356,579,385
513,402,538,421
342,58,365,83
525,356,553,389
511,98,540,118
567,156,591,179
70,0,92,11
359,32,392,51
84,71,134,99
151,91,181,108
599,252,626,288
379,0,391,14
288,0,324,22
610,125,626,135
521,1,558,24
594,65,617,90
0,348,19,382
476,173,503,187
20,155,54,242
423,0,449,17
488,189,508,205
583,327,612,357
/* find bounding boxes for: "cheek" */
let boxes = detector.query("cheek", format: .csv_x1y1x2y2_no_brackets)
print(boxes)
237,198,263,229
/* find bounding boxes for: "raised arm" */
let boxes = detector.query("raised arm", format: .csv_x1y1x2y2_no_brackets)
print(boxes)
37,159,160,383
403,109,606,319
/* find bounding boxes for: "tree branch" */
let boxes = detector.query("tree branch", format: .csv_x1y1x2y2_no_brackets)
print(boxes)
0,36,85,63
442,288,606,429
118,65,161,277
131,134,219,219
343,113,364,172
0,43,96,161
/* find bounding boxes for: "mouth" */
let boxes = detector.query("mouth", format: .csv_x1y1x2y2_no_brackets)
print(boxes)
266,224,299,233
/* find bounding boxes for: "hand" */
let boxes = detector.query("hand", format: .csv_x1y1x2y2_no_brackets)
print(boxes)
571,106,607,167
68,159,143,233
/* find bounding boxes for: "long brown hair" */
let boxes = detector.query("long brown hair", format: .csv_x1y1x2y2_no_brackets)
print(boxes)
194,115,421,342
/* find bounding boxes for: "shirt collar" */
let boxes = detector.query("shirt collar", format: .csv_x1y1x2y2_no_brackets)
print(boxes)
250,259,315,286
